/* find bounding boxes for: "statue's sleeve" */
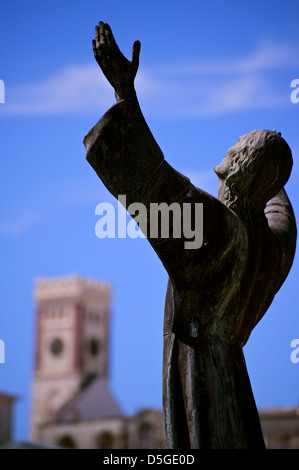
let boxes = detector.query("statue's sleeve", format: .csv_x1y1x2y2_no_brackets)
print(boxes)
83,94,165,207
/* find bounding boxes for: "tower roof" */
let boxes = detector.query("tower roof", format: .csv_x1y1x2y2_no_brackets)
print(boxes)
52,376,123,423
34,274,111,301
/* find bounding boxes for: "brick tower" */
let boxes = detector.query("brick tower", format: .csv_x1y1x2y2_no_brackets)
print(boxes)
31,275,111,441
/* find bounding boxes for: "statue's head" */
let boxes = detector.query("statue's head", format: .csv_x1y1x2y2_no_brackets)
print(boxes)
214,129,293,213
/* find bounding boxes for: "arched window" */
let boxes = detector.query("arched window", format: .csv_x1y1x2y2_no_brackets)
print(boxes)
97,431,115,449
57,434,77,449
87,338,101,356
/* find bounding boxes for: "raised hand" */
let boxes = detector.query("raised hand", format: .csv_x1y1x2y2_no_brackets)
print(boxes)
93,21,141,101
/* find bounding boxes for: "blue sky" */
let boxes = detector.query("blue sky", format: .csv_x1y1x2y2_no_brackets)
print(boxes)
0,0,298,442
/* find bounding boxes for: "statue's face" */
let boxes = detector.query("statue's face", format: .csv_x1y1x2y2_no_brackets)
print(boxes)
214,139,240,180
214,143,240,203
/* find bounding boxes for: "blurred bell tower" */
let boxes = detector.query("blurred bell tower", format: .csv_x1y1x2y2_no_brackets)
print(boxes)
31,275,111,441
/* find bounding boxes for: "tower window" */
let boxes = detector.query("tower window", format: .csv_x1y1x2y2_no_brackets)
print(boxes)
50,338,64,356
87,338,100,356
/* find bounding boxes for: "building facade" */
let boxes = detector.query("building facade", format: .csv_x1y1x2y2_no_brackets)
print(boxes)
259,407,299,449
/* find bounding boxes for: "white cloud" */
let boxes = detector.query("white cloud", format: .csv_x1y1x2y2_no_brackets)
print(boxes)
138,40,296,118
1,64,114,115
0,40,296,118
0,210,42,237
156,40,299,76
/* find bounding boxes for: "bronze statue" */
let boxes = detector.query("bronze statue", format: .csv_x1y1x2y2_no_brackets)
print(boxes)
84,22,297,448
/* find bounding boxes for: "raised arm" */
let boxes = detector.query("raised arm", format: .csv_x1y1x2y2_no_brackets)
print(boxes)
84,22,164,206
83,22,234,290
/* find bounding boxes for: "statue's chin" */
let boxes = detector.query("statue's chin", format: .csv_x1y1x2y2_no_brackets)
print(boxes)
217,181,229,203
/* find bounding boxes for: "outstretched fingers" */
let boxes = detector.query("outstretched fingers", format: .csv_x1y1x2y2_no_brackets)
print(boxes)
103,22,118,51
95,21,119,59
93,48,111,87
93,23,114,80
92,39,100,61
95,22,107,49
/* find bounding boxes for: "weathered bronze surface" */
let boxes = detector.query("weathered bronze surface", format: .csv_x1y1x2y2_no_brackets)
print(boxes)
84,22,297,448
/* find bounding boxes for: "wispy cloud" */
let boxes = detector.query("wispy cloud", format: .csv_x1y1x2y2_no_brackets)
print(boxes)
156,40,299,76
1,64,114,115
0,210,42,237
138,40,298,118
0,40,297,118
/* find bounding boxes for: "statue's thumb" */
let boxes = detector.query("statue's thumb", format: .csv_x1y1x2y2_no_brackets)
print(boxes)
131,40,141,72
